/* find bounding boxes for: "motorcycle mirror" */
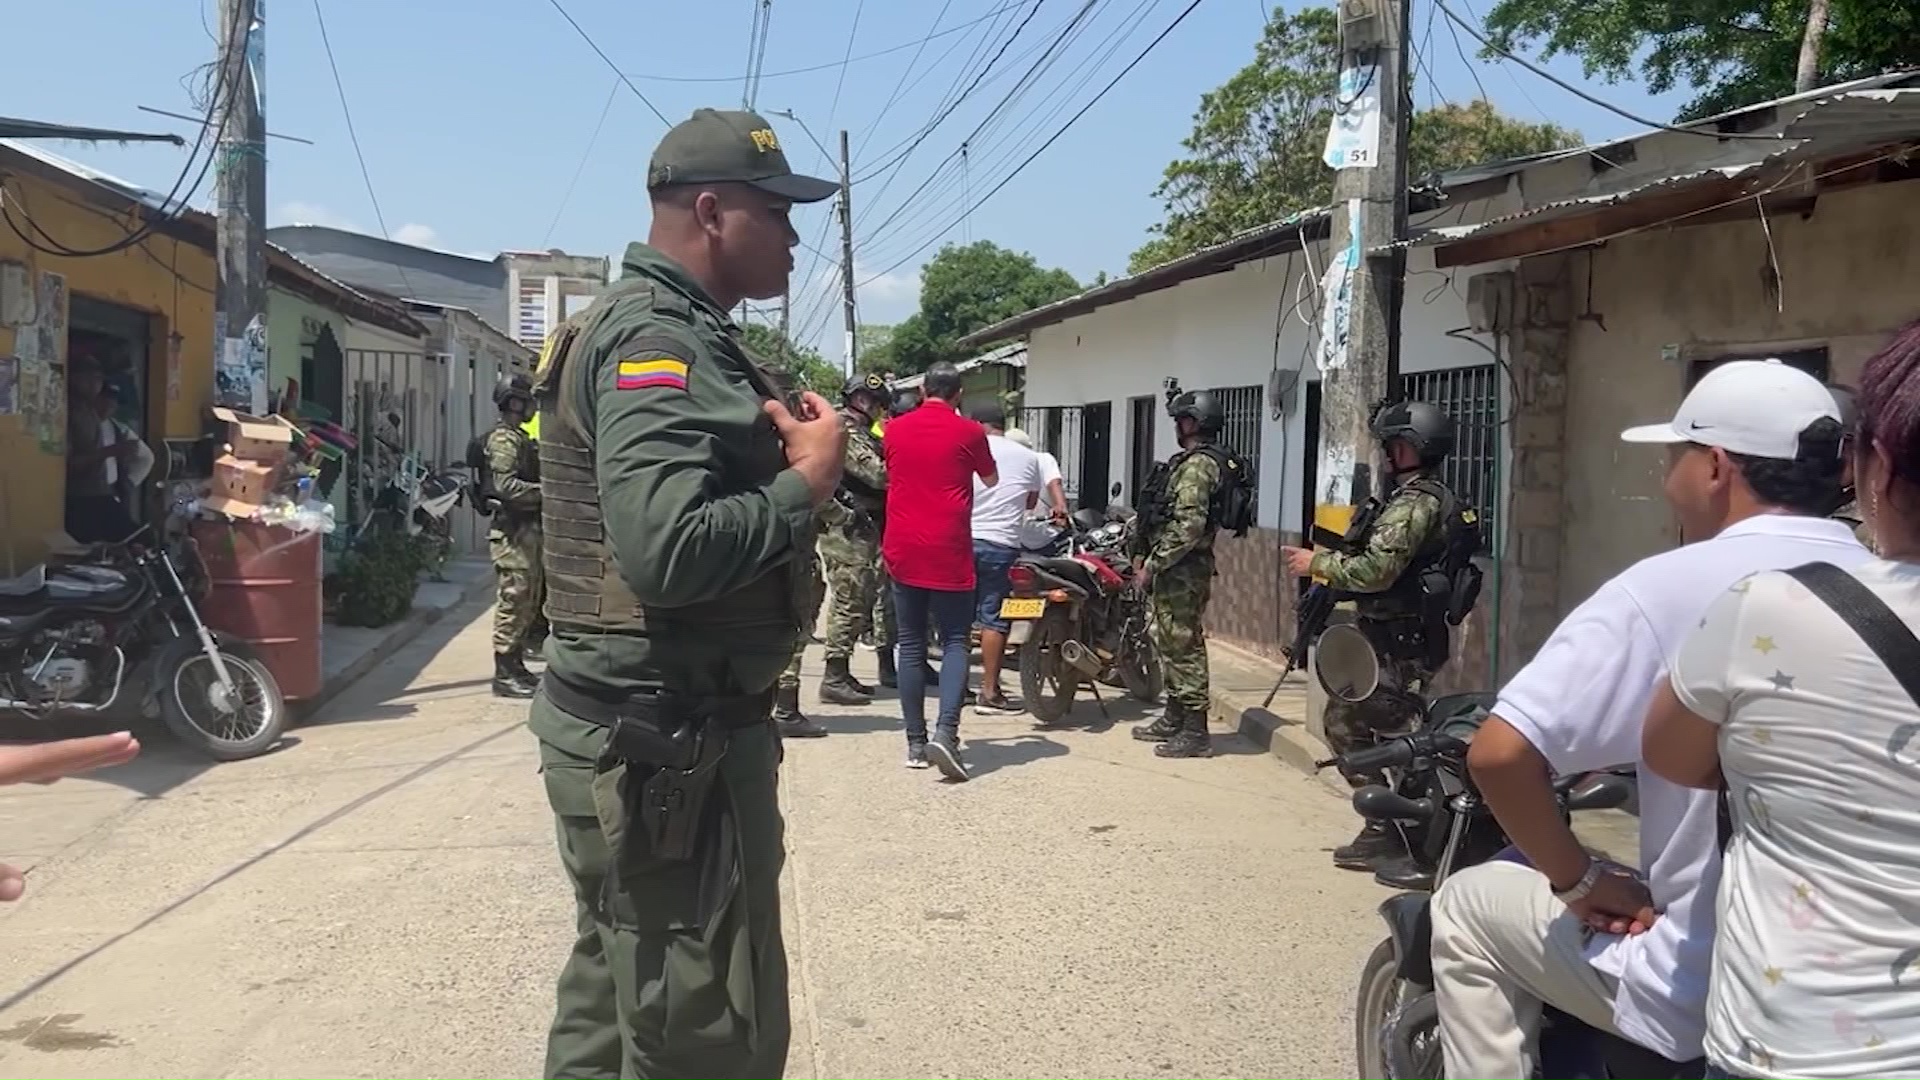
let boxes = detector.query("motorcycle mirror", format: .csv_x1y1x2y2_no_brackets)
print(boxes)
1110,481,1122,497
1313,622,1381,704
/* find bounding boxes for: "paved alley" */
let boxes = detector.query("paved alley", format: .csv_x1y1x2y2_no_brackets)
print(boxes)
0,599,1390,1079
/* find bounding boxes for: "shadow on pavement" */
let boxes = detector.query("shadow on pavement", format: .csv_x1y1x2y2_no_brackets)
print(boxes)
955,733,1068,779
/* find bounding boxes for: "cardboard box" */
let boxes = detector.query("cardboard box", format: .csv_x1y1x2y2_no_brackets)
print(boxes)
209,453,277,511
210,407,296,465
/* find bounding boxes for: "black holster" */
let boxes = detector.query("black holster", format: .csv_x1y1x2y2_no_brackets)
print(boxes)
601,693,731,865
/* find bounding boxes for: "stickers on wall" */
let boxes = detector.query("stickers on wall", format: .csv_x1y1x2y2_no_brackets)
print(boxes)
16,270,67,454
0,355,17,416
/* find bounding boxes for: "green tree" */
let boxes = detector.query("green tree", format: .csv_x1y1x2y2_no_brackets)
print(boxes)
740,322,842,394
867,241,1081,374
1130,5,1581,273
853,323,897,377
1480,0,1920,120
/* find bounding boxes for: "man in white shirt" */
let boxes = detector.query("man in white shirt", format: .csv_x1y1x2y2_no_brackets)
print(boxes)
1431,360,1871,1077
1004,427,1070,550
969,402,1044,713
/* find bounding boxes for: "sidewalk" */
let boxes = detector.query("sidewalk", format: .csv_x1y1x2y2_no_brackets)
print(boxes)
305,557,494,717
1202,637,1641,866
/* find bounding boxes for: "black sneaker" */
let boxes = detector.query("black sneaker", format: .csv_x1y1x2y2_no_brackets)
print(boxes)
974,692,1022,716
904,742,931,770
1372,854,1436,892
925,734,970,781
1333,823,1403,871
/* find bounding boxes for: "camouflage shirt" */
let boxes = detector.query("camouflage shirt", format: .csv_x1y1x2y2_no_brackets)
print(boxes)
1309,472,1445,594
1834,501,1876,553
1145,448,1222,575
484,422,541,529
818,409,886,554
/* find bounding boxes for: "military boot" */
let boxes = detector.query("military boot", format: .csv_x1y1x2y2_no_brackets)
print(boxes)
773,684,828,739
1131,702,1184,742
1153,705,1213,758
877,647,898,689
842,664,874,698
1333,821,1403,871
492,653,537,699
819,657,874,706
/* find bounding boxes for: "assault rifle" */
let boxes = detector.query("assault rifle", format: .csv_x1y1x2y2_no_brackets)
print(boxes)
1261,497,1383,709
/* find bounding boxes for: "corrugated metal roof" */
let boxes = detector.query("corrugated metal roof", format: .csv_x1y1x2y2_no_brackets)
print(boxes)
0,118,184,146
0,138,196,215
1388,87,1920,257
888,342,1028,389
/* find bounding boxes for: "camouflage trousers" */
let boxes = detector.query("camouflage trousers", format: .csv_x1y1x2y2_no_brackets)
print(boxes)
821,543,881,663
871,569,895,651
1147,559,1213,712
490,527,544,656
1323,654,1433,787
777,554,827,694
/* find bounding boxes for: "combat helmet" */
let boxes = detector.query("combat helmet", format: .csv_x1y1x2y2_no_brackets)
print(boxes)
1369,400,1454,465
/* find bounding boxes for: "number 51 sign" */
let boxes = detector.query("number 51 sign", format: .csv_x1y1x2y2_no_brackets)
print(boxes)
1322,62,1382,170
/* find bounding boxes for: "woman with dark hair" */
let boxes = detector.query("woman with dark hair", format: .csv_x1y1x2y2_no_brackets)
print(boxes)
1643,320,1920,1079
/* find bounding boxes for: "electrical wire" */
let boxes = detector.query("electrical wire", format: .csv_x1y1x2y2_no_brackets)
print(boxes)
546,0,672,126
850,0,960,160
542,76,623,248
313,0,421,302
857,0,1207,288
1431,0,1779,139
0,2,244,259
819,0,868,167
633,1,1027,84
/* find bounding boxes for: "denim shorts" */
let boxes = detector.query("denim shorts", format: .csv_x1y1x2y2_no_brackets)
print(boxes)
972,539,1021,633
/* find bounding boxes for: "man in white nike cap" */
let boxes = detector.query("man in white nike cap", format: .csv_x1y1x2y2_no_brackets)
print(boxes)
1429,359,1870,1077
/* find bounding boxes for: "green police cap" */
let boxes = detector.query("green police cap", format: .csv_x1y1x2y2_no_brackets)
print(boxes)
647,109,839,204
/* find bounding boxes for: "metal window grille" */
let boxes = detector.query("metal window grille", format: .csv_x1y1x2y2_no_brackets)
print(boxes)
1399,364,1499,552
1022,405,1084,503
1205,384,1264,516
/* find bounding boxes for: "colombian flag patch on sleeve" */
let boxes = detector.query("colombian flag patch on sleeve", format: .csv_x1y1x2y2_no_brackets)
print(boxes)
615,355,690,392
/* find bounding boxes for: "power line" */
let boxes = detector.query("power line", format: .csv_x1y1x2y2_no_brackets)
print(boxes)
631,1,1027,84
743,0,774,108
850,0,960,160
818,0,868,170
546,0,672,126
313,0,404,246
1431,0,1778,139
542,76,622,248
859,0,1208,287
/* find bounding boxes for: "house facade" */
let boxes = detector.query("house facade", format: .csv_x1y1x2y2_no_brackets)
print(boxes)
962,76,1920,703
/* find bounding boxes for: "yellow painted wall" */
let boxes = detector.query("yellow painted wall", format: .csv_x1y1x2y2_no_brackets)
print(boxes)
0,170,217,570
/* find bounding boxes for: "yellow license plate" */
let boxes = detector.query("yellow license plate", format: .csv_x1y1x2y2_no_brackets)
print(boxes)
999,597,1048,620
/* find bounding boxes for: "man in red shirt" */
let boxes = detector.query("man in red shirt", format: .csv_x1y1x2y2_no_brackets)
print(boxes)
882,361,997,779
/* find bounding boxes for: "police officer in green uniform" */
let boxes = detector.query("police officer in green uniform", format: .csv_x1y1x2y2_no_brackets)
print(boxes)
527,108,844,1080
1282,401,1463,875
487,374,543,698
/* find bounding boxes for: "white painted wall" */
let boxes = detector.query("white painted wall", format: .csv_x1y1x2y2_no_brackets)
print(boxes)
1023,233,1514,533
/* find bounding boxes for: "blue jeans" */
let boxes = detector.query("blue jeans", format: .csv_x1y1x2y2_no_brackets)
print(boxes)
893,582,974,743
971,539,1020,633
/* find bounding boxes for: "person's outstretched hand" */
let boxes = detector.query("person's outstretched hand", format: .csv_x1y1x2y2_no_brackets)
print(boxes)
0,732,140,901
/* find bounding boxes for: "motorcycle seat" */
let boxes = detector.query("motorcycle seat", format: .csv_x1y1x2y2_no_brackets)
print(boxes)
18,568,144,612
0,608,48,638
0,565,47,598
1021,555,1104,592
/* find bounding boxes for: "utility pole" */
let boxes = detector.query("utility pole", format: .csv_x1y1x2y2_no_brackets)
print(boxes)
1795,0,1831,92
1315,0,1412,535
216,0,267,413
837,128,857,378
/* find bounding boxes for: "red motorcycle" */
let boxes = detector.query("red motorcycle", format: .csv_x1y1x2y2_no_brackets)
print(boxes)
1001,494,1161,724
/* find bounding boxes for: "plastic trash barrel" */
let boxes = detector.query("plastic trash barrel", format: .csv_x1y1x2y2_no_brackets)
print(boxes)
190,519,324,701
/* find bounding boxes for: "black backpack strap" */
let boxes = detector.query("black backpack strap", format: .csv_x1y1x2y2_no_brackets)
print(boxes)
1719,561,1920,850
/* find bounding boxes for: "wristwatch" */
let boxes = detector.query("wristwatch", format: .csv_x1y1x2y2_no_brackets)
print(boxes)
1553,860,1602,904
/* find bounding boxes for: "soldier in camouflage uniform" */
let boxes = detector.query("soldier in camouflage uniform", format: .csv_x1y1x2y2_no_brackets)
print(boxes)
868,388,919,685
1130,390,1232,759
487,373,543,698
1282,400,1458,872
818,374,891,704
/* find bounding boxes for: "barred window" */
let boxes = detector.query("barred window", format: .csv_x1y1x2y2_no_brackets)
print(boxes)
1204,384,1263,516
1022,405,1085,503
1398,365,1499,552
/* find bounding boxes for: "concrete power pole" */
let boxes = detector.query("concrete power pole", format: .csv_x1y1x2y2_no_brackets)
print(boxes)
216,0,268,413
838,128,857,378
1315,0,1412,534
1795,0,1831,93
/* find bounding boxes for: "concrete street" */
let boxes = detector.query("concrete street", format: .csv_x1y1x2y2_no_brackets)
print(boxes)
0,597,1392,1079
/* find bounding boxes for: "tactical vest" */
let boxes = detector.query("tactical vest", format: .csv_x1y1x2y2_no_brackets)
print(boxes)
492,423,542,527
1133,441,1242,558
1358,475,1454,623
837,411,885,515
533,277,803,635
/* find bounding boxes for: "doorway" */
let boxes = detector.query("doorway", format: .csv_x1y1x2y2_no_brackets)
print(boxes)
1079,401,1112,510
1127,394,1156,498
68,295,156,527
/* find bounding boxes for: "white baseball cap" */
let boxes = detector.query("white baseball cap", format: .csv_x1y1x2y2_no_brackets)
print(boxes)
1003,427,1033,449
1620,359,1840,460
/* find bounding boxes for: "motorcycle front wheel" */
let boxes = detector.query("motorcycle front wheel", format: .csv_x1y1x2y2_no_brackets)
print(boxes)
1018,609,1080,724
1356,938,1442,1079
161,642,288,762
1118,640,1162,704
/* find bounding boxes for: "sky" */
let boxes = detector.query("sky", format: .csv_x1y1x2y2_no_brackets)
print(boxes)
11,0,1693,366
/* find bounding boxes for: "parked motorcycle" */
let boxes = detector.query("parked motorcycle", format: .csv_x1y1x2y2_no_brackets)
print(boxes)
0,523,288,762
1003,487,1160,723
1313,623,1700,1080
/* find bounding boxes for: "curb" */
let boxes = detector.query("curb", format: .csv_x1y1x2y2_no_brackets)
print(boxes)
298,572,495,720
1207,684,1351,798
